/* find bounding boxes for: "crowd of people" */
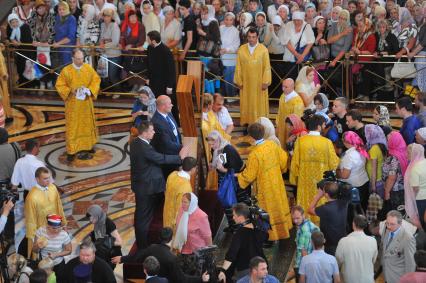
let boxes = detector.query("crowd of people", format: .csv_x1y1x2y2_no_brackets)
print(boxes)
3,0,426,283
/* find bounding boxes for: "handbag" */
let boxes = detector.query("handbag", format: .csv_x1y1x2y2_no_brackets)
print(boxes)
391,59,416,79
217,169,237,208
312,44,330,62
197,36,221,58
295,24,312,62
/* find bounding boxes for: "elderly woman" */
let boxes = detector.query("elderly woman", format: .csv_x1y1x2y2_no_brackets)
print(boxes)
327,9,353,69
295,66,321,109
285,114,307,154
266,0,284,22
351,14,376,100
99,8,122,93
197,5,221,58
373,105,392,134
141,0,161,38
382,131,408,213
328,6,342,27
220,12,240,98
405,143,426,229
7,253,32,283
207,130,245,232
160,6,182,49
53,1,77,68
238,12,255,44
364,124,388,197
33,214,72,283
121,9,146,93
318,0,331,19
282,11,315,78
337,131,370,210
6,13,34,86
276,4,289,24
173,192,212,274
256,116,281,146
76,4,100,59
86,204,123,269
391,5,417,59
358,0,371,16
312,16,329,62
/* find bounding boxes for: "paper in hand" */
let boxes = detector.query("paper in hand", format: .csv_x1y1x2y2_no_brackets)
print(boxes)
76,87,91,100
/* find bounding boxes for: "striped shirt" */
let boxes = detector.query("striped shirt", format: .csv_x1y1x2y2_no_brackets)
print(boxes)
35,227,71,265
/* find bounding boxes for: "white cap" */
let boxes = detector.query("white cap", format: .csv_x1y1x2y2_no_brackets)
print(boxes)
292,11,305,21
272,15,283,25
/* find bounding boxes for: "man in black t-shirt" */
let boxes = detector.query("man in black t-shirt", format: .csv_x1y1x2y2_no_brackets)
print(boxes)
178,0,197,61
331,97,349,139
308,182,349,256
346,110,367,143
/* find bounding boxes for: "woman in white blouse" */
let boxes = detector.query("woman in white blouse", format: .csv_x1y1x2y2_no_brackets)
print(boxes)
160,5,181,49
220,12,240,97
295,66,321,109
282,11,315,78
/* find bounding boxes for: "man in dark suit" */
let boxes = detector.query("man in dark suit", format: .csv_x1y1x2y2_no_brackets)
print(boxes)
112,227,209,283
146,30,179,122
151,95,182,178
130,121,187,249
143,256,169,283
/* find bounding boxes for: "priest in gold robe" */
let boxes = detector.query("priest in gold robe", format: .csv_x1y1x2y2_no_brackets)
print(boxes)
290,115,339,224
55,48,101,161
234,28,271,125
25,167,66,257
237,123,292,241
277,79,305,148
0,44,12,122
163,157,196,230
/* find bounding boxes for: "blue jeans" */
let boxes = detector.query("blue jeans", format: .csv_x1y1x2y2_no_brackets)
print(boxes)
416,199,426,230
223,65,236,97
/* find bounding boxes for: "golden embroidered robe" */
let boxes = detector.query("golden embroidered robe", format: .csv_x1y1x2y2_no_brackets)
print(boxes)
276,94,305,149
55,63,101,154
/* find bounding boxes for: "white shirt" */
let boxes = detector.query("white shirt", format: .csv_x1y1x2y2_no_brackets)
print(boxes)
159,111,178,137
285,90,299,102
214,107,233,131
177,170,191,180
11,154,46,191
308,131,321,136
339,147,369,187
248,42,259,55
220,25,240,67
139,137,150,144
282,22,315,62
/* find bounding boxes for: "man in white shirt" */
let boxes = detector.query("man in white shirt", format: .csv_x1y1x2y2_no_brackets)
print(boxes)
11,139,46,197
212,93,234,134
335,215,378,283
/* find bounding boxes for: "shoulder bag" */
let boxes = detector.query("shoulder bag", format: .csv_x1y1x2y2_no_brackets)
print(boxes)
295,24,312,62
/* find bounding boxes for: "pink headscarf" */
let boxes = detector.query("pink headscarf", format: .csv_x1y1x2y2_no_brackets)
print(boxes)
387,131,408,176
288,114,308,136
404,143,425,228
343,131,370,159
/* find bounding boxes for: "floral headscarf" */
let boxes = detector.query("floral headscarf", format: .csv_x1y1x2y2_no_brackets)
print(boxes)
364,124,387,149
376,105,391,127
343,131,370,159
387,131,408,176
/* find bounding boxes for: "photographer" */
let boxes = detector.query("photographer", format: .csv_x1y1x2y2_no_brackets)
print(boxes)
218,203,268,282
0,199,14,233
308,181,350,256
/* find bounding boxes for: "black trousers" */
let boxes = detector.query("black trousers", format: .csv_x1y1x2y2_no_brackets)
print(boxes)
134,191,164,249
53,260,66,283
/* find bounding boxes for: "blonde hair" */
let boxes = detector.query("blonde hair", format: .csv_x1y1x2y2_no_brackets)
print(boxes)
38,258,54,272
203,93,214,108
58,1,71,15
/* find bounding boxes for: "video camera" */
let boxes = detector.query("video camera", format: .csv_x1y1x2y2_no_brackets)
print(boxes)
301,108,316,122
194,245,218,281
317,171,358,203
247,197,271,233
0,187,18,208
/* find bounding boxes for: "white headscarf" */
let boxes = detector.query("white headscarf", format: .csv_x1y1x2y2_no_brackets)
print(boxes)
140,0,153,17
202,5,217,26
208,130,230,168
79,4,96,42
241,12,253,28
173,193,199,251
292,11,305,21
8,13,23,42
256,117,281,146
101,2,121,24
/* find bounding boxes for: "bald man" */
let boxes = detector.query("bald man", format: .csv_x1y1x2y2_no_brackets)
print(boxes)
151,95,182,178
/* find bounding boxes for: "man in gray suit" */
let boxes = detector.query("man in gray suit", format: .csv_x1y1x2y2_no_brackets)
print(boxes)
381,210,416,283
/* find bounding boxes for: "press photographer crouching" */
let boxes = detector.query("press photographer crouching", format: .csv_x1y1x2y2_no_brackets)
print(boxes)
218,203,268,282
308,174,351,256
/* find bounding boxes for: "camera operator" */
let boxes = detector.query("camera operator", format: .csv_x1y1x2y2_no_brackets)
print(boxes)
218,203,268,282
0,199,14,233
0,128,20,187
308,181,350,256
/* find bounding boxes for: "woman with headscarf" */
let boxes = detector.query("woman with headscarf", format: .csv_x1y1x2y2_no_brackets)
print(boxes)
207,130,245,232
392,5,418,59
196,5,221,58
238,12,255,44
327,9,353,68
255,12,271,44
76,4,100,58
6,13,34,86
404,143,426,229
141,0,161,40
408,7,426,92
313,94,338,142
295,66,321,109
276,4,289,24
86,204,123,269
121,9,146,92
373,105,392,134
364,124,387,197
7,253,33,283
351,13,376,100
256,116,281,146
160,6,182,49
282,11,315,78
52,1,77,68
220,12,240,98
381,131,408,213
173,193,212,274
284,114,307,154
337,131,370,210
